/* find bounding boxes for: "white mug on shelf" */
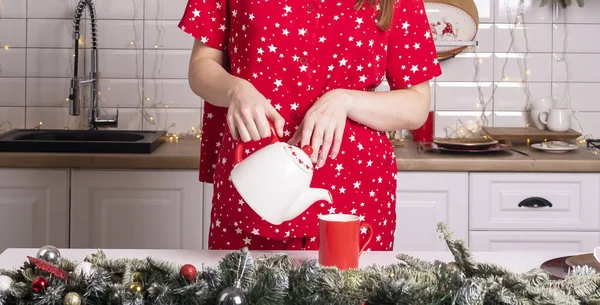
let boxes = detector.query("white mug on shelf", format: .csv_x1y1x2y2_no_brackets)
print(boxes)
530,96,558,130
539,108,572,132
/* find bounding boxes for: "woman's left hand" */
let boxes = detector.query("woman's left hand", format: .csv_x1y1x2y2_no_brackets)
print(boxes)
288,89,352,168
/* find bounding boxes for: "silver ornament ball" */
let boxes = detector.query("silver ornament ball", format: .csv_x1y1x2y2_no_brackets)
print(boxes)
73,262,95,279
36,245,61,264
216,286,248,305
0,275,13,293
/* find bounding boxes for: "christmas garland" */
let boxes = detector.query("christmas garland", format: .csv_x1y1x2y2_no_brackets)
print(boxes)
1,223,600,305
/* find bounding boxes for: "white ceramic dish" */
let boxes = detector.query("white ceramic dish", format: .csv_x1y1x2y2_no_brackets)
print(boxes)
531,142,579,153
424,3,478,54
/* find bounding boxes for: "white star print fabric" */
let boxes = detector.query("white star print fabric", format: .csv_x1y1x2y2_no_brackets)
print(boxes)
179,0,442,251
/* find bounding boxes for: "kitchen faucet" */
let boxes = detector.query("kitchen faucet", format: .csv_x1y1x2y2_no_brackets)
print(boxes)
68,0,118,130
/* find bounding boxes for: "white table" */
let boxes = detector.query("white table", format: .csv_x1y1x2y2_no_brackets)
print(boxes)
0,248,582,273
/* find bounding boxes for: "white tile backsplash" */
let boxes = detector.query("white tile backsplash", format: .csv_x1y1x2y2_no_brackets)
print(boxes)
553,24,600,53
0,78,25,106
1,0,600,139
556,3,600,24
494,53,552,82
494,0,553,24
0,48,26,77
0,0,27,18
90,20,144,49
435,82,493,111
143,108,201,134
0,19,26,48
552,83,600,112
438,53,494,82
93,0,144,20
494,23,552,53
0,107,25,129
493,82,551,111
27,19,72,48
144,21,194,50
96,49,142,78
144,50,190,79
27,0,79,19
144,79,201,108
97,79,143,108
145,0,188,20
26,78,71,107
553,54,600,82
26,48,78,77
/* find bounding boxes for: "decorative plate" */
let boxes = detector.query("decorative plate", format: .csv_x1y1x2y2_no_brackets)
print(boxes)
429,143,510,154
424,2,479,55
433,137,499,150
531,142,579,153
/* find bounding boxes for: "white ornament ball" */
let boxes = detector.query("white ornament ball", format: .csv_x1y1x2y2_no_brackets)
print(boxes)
0,275,13,293
73,262,95,279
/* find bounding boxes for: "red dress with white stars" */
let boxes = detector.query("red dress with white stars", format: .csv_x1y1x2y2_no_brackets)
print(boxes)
179,0,442,251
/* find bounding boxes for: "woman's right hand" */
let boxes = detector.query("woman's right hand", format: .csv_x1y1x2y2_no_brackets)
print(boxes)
226,80,285,142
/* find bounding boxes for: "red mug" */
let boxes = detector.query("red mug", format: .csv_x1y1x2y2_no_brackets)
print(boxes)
411,111,434,143
318,214,373,270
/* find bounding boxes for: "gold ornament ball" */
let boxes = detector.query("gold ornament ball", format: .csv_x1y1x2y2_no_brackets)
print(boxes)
63,292,82,305
128,282,143,294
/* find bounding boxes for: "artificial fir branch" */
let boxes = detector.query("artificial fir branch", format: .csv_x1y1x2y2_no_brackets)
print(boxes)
3,222,600,305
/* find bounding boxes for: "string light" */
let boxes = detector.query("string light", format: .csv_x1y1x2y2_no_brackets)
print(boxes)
4,45,8,50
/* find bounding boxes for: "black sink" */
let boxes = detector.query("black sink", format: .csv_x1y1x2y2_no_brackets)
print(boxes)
0,129,167,154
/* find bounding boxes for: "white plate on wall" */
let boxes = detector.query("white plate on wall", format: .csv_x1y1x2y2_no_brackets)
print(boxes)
531,142,579,153
424,2,478,54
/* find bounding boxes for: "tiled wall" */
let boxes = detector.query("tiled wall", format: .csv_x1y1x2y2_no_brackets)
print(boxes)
0,0,599,138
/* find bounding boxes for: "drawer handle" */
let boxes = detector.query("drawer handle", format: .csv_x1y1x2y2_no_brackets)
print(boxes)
518,197,553,208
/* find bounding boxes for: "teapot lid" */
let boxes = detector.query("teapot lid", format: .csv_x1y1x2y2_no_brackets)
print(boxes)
284,145,314,173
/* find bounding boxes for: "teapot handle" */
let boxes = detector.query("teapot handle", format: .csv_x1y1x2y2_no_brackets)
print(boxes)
234,121,279,165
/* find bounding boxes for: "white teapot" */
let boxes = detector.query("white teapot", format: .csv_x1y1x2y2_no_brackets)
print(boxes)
230,123,333,225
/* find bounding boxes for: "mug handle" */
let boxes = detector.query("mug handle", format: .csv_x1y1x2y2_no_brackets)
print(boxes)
234,120,279,165
358,223,373,256
539,111,549,125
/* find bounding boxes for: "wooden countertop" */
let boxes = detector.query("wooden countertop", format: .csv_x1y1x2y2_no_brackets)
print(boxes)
0,139,598,172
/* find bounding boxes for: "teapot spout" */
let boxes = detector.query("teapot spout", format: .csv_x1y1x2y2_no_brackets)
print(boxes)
285,188,333,221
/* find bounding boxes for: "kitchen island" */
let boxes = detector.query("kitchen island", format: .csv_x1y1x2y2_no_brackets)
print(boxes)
0,248,581,274
0,139,598,255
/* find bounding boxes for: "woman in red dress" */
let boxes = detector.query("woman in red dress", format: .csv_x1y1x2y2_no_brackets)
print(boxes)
179,0,442,251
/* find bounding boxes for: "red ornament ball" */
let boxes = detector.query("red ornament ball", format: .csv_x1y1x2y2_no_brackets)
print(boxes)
32,276,48,293
179,264,197,283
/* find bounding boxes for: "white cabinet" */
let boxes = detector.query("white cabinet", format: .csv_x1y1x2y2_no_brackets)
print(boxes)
469,173,600,252
470,173,600,231
395,172,469,251
470,231,600,252
0,169,69,253
70,169,203,250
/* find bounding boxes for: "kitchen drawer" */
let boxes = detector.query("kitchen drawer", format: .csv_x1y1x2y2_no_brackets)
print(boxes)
470,173,600,231
470,231,600,252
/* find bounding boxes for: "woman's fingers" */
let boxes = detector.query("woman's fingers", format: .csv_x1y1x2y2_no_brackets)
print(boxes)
241,109,261,141
309,123,325,164
226,113,239,141
318,124,335,167
330,123,344,160
255,114,271,139
234,114,252,142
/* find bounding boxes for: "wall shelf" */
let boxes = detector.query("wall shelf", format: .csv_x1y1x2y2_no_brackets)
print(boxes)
434,41,478,47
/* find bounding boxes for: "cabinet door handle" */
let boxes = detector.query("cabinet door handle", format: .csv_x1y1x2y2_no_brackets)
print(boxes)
518,197,553,208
